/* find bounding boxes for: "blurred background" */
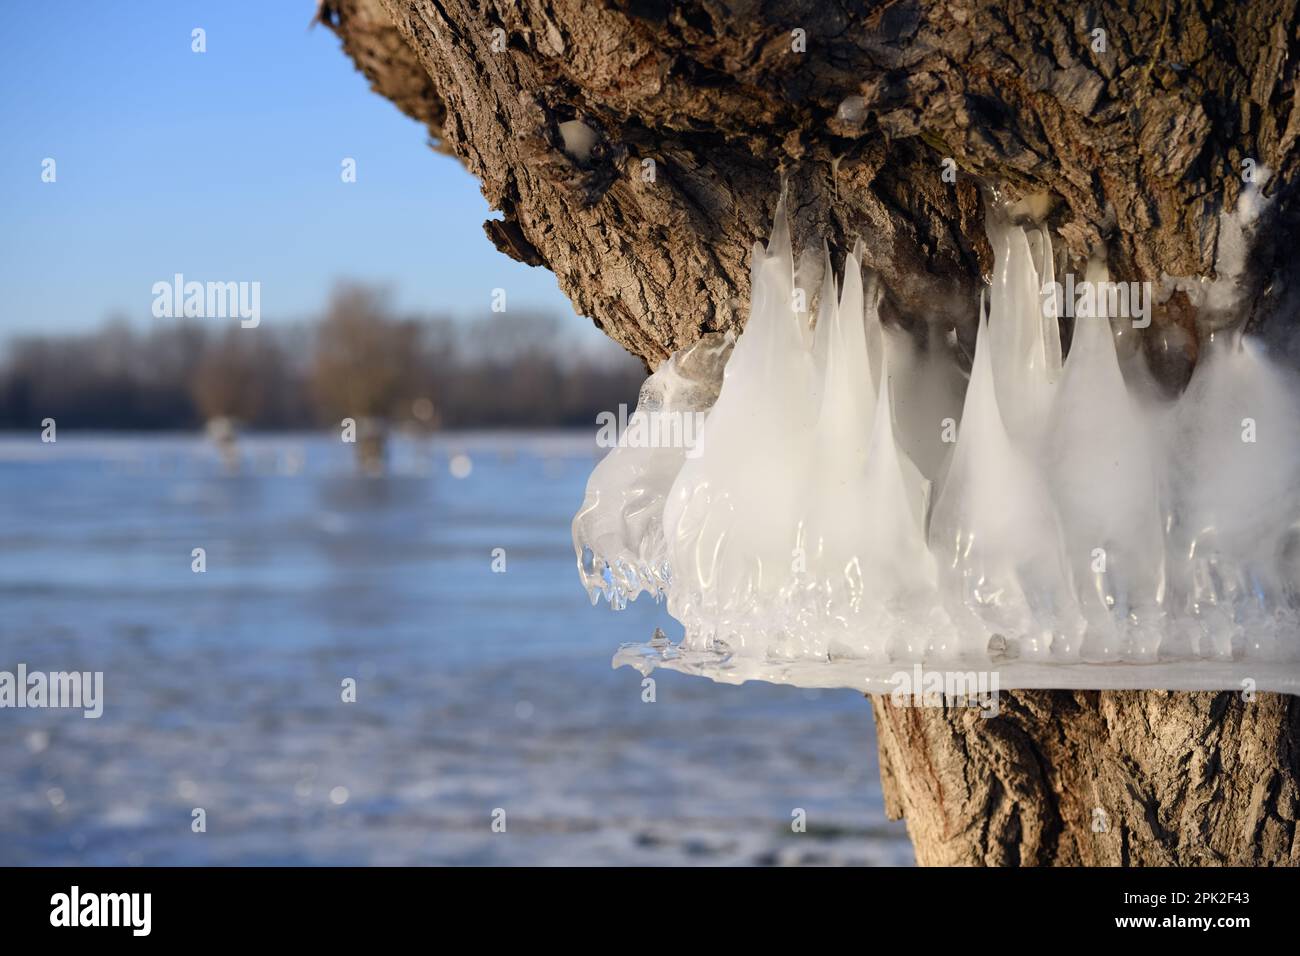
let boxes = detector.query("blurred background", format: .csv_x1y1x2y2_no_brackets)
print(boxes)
0,1,908,864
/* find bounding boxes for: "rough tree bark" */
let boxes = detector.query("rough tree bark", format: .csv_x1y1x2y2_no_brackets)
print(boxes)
319,0,1300,865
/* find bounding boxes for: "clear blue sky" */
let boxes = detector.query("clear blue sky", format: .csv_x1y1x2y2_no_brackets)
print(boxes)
0,0,582,337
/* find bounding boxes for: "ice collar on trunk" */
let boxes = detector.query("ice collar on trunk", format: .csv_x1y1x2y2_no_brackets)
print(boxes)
574,192,1300,694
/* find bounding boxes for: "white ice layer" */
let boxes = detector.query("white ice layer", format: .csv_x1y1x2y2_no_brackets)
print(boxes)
575,197,1300,692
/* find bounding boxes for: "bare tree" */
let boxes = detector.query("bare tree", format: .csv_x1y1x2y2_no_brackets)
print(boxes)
310,283,427,473
320,0,1300,863
191,327,280,470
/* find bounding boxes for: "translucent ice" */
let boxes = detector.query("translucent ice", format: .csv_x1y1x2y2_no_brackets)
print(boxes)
576,198,1300,694
928,299,1082,662
572,332,732,608
1045,257,1166,661
1164,331,1300,660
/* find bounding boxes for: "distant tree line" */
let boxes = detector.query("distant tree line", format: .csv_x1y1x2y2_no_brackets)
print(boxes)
0,284,645,431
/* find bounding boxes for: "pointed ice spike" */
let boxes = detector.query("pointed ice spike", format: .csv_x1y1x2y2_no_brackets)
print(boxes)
1039,226,1063,377
834,247,875,429
729,240,800,373
811,242,837,376
748,240,764,289
745,240,767,325
961,311,1003,439
985,220,1059,442
815,252,874,457
864,353,930,538
838,248,865,352
1073,257,1122,373
863,269,885,392
1084,255,1109,315
1048,253,1165,661
766,187,792,267
760,184,803,348
793,245,823,349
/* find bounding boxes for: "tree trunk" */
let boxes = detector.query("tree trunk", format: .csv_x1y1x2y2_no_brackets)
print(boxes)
872,689,1300,865
319,0,1300,864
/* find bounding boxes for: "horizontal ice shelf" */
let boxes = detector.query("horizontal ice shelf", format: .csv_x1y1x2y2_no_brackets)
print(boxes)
613,640,1300,695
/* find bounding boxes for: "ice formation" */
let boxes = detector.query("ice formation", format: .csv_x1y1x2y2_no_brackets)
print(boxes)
573,333,732,609
574,194,1300,693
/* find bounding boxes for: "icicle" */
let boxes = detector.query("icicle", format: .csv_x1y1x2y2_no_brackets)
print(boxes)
1046,256,1165,661
1167,331,1300,659
793,244,823,350
661,226,816,658
986,215,1060,444
1036,225,1064,378
928,311,1083,660
831,248,875,436
810,241,837,380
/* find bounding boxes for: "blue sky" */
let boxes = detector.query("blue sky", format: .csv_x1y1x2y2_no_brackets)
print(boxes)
0,0,581,337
